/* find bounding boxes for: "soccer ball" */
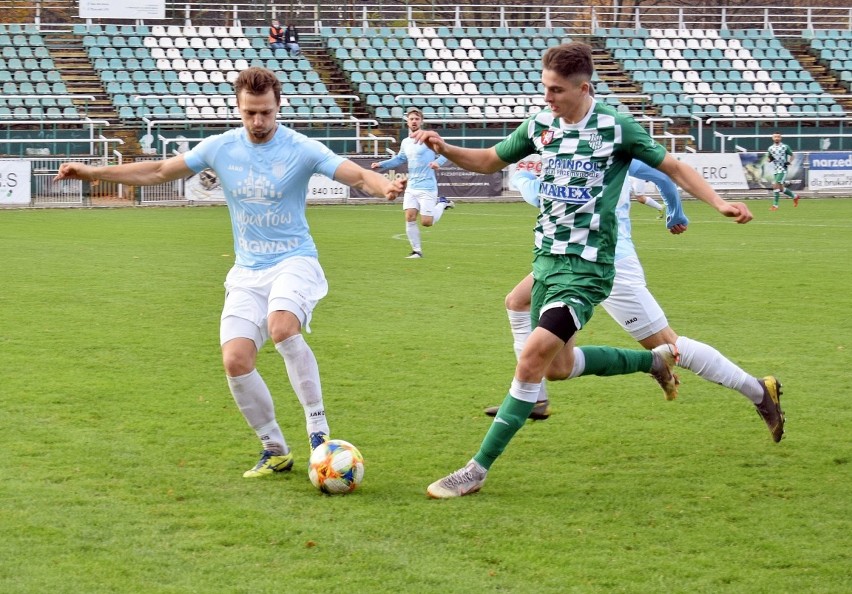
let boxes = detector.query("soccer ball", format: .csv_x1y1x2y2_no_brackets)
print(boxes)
308,439,365,494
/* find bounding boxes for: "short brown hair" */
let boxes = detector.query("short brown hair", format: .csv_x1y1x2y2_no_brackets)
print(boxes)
234,66,281,105
542,42,594,83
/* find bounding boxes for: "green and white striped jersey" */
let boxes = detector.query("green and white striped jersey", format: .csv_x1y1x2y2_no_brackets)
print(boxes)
766,142,793,173
495,101,666,264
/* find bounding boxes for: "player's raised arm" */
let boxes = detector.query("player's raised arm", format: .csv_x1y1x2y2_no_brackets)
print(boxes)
55,154,194,186
334,159,405,201
656,154,752,224
410,129,508,174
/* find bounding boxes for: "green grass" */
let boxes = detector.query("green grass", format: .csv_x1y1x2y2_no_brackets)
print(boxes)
1,199,850,593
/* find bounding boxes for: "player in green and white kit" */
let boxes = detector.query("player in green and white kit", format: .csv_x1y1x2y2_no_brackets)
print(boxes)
413,43,759,499
766,132,800,211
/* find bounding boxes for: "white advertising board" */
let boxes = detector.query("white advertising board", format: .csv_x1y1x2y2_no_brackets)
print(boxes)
673,153,750,190
79,0,165,20
185,170,349,203
307,174,349,202
807,152,852,190
0,159,32,205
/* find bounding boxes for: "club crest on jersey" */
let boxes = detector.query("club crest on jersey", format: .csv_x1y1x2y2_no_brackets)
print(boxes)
541,130,556,146
588,133,604,151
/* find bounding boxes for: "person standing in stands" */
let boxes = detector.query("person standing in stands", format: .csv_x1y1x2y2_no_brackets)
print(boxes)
268,19,286,51
766,132,800,211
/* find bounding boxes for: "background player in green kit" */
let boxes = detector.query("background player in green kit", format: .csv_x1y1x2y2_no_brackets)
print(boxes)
766,132,801,211
412,42,758,499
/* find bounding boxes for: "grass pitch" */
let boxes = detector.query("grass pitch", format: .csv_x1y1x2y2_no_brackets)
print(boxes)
1,198,850,592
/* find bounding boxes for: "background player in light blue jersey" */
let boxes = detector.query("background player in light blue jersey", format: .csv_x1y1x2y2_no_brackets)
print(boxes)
55,67,405,479
487,162,783,444
630,175,666,219
372,106,454,258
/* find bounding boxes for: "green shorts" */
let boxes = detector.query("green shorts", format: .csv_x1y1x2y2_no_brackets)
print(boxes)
773,171,788,184
530,253,615,331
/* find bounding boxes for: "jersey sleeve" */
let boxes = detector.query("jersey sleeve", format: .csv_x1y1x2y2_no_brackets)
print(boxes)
376,154,405,171
183,134,222,173
629,159,687,228
509,170,541,207
494,119,537,164
309,139,347,179
619,116,666,168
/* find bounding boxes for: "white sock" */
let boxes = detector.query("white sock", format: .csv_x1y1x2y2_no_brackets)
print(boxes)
510,378,543,403
432,201,447,224
507,309,531,360
642,197,663,211
276,334,331,435
567,347,586,379
406,220,421,252
675,336,764,403
507,309,548,402
227,369,289,455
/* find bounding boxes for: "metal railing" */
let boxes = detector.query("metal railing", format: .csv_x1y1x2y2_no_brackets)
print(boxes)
14,1,852,39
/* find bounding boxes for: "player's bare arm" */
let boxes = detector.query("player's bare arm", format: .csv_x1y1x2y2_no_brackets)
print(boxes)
335,159,405,200
657,154,753,224
410,130,508,174
54,154,194,186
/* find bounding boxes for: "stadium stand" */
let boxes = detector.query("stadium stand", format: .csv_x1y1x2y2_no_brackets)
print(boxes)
322,25,603,121
0,26,79,120
82,24,338,122
607,27,844,119
2,4,851,164
805,29,852,90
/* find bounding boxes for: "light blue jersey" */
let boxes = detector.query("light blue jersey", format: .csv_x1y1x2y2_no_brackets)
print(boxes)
614,160,688,261
375,137,447,192
184,125,345,269
511,159,688,262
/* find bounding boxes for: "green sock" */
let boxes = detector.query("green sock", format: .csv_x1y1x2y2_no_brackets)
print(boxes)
773,191,780,205
473,394,534,470
578,346,654,375
784,188,796,198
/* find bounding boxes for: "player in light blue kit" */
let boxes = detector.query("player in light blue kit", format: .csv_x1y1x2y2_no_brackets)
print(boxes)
485,160,783,443
372,106,454,258
55,67,405,478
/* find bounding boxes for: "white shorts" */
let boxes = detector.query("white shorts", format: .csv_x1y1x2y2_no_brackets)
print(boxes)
600,255,668,340
402,188,438,216
630,177,646,196
220,256,328,349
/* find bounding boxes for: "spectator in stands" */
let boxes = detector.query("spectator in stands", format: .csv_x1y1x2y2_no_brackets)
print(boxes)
282,21,301,57
410,42,765,500
485,162,784,448
54,66,405,480
766,132,800,211
371,106,454,259
268,19,286,51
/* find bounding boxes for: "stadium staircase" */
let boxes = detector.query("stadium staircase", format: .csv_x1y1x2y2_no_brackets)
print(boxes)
783,36,852,115
300,34,399,142
591,44,660,117
44,30,143,156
